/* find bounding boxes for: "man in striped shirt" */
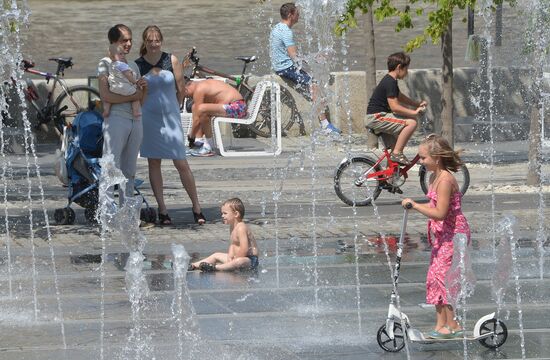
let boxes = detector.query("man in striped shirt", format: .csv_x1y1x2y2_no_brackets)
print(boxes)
270,2,341,136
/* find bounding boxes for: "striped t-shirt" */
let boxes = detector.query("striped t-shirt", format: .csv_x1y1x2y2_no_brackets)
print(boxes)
270,22,295,72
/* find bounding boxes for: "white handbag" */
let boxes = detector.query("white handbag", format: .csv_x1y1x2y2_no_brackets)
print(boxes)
54,126,69,186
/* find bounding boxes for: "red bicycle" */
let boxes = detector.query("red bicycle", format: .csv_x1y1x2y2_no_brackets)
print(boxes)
333,134,470,206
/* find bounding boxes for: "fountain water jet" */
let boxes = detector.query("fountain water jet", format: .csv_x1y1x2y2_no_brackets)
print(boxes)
497,216,527,358
1,0,67,349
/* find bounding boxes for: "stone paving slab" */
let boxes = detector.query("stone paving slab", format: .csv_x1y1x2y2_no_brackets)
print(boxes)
0,136,549,358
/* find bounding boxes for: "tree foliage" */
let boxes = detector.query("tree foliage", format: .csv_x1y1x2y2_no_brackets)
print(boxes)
336,0,515,52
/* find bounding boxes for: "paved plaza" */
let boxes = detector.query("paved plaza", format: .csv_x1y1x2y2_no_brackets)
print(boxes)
0,135,549,359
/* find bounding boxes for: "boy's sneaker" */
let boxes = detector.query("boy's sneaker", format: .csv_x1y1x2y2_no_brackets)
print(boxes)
322,123,341,136
390,152,411,166
190,145,215,157
199,262,216,272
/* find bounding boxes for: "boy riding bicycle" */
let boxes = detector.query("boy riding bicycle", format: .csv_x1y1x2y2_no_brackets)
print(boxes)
365,52,427,165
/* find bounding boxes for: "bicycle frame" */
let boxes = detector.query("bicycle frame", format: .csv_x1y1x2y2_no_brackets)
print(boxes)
361,148,420,184
25,67,75,106
186,48,254,95
19,58,84,129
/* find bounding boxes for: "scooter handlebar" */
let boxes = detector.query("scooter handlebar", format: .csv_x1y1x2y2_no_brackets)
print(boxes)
404,202,413,210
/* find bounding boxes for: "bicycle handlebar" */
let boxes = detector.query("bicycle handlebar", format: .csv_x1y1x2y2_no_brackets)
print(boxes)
185,47,199,66
21,59,35,70
21,57,75,78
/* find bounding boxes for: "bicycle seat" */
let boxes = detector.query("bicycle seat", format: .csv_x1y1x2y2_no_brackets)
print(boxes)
235,56,256,63
21,59,35,69
49,57,73,68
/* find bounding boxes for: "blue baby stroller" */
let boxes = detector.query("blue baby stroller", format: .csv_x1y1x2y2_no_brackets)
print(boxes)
53,110,156,225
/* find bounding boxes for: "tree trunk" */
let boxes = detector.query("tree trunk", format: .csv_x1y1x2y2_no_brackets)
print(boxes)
526,10,544,185
527,100,542,185
495,3,503,47
365,7,378,148
441,21,454,146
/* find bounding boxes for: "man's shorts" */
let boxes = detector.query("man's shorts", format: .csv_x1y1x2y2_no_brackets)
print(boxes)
247,255,259,270
223,99,247,118
365,112,408,136
276,65,312,100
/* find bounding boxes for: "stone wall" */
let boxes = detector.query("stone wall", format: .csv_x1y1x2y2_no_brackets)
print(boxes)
5,67,538,144
260,67,535,142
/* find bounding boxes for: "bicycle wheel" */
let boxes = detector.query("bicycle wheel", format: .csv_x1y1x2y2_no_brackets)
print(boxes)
334,156,382,206
53,85,101,130
247,85,299,138
419,164,470,195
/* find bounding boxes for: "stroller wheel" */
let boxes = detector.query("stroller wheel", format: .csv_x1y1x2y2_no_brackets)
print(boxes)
84,207,98,224
140,207,157,224
54,207,75,225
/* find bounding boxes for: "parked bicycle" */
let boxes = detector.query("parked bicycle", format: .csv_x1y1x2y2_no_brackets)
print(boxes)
12,57,100,135
334,132,470,206
184,47,303,137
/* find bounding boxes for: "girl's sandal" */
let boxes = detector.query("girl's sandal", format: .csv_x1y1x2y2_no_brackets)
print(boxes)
158,212,172,226
193,211,206,225
449,328,464,338
426,330,447,339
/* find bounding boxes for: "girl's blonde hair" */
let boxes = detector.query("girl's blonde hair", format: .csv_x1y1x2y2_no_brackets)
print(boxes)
139,25,163,57
223,198,245,218
421,134,464,172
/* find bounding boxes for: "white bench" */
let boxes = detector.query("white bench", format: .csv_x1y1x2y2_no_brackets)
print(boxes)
213,80,282,157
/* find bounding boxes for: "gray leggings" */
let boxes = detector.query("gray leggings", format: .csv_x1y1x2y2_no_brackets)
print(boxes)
102,113,143,203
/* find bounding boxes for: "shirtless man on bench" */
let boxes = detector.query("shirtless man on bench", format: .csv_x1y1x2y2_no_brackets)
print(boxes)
184,78,247,157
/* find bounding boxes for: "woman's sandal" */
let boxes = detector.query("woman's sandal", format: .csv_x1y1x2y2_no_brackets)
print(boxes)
158,211,172,226
193,211,206,225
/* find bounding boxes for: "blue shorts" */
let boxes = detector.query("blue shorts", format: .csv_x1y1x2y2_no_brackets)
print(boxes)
276,66,312,99
247,255,259,270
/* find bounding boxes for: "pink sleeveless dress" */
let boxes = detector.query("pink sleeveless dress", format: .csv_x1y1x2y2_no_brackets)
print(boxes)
425,183,470,305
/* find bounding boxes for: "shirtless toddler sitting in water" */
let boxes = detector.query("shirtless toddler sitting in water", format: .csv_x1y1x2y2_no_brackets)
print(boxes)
189,198,259,272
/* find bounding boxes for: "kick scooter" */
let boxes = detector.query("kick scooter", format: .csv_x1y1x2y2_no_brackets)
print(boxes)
376,203,508,352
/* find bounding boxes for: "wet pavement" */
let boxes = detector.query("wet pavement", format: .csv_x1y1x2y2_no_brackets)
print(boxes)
0,136,549,359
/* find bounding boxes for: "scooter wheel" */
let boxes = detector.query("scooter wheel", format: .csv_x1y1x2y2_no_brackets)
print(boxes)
479,318,508,349
377,322,406,352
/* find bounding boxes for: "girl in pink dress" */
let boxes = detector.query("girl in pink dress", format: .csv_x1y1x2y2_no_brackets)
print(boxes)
402,134,470,339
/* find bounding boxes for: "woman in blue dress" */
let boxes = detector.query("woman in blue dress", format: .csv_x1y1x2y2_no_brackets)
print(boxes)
135,25,205,225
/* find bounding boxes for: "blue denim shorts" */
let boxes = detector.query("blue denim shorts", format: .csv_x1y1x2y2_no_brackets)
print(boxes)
276,65,311,86
247,255,259,270
276,65,312,95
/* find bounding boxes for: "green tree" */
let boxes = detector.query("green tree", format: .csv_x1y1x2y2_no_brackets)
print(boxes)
336,0,515,146
336,2,379,147
522,1,549,185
